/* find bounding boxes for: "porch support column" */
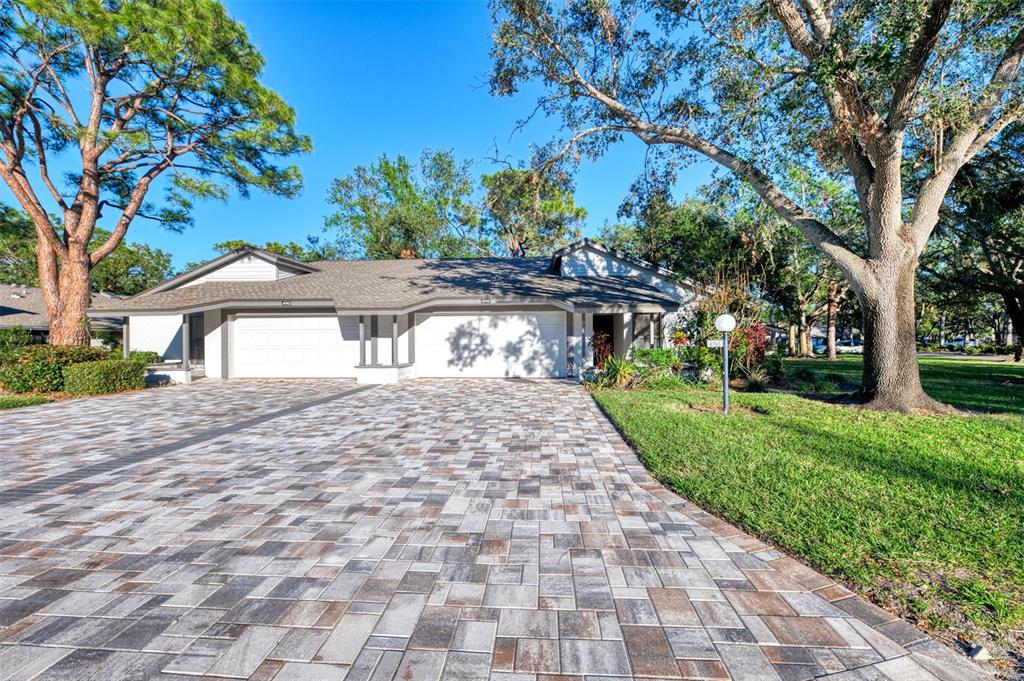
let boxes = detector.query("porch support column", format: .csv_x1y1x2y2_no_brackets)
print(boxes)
391,315,399,366
408,313,416,364
181,315,191,370
583,313,594,370
358,315,366,366
612,313,631,358
122,318,130,358
370,316,379,365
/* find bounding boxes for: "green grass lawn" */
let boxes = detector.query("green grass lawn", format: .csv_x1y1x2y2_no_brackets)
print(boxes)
789,355,1024,413
593,356,1024,654
0,394,49,410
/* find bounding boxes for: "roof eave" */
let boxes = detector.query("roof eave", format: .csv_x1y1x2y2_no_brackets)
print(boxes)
132,247,320,297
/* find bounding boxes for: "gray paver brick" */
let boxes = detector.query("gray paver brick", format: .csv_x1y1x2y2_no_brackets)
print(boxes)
0,379,992,681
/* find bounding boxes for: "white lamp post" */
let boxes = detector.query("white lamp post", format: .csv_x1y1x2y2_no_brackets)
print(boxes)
714,313,737,414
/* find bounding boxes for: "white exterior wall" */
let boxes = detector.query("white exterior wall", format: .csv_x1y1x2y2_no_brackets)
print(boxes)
561,247,699,346
182,254,301,287
128,314,182,361
413,310,566,378
568,312,583,378
397,314,412,365
204,310,224,378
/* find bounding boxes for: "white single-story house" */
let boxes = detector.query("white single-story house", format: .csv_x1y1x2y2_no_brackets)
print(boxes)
88,239,698,383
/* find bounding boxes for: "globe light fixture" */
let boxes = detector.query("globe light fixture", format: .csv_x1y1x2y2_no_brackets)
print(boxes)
715,313,737,333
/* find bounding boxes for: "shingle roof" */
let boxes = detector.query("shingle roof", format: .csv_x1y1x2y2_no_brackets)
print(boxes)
89,256,680,314
1,285,123,331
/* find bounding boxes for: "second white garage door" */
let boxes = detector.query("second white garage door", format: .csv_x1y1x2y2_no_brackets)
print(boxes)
415,311,566,378
232,315,356,378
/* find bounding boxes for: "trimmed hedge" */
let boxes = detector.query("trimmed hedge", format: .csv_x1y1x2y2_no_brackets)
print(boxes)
129,350,161,365
0,344,109,393
63,359,146,396
0,394,49,410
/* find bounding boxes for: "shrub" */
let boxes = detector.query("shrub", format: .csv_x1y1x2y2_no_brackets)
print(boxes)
129,350,161,365
63,359,146,396
679,344,721,383
732,322,768,378
631,347,679,369
765,353,787,379
0,394,49,410
589,331,613,369
0,326,33,364
595,355,636,388
0,344,109,393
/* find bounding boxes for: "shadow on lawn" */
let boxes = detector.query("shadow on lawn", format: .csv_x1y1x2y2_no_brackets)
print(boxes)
785,362,1024,415
779,416,1023,514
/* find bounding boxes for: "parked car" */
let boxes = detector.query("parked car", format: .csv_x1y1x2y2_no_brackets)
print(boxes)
811,338,827,354
944,338,978,351
836,339,864,354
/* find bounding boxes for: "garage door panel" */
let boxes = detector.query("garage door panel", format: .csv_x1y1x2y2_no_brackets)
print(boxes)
232,315,355,378
415,312,565,378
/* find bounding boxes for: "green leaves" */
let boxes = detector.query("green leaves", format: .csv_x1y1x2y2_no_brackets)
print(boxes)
0,0,309,245
481,168,585,257
324,149,588,260
324,149,487,260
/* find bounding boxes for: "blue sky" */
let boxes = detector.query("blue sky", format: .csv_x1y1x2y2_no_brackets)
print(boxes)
3,1,714,269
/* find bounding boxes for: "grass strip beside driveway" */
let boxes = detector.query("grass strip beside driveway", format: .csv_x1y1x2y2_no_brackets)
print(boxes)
592,358,1024,658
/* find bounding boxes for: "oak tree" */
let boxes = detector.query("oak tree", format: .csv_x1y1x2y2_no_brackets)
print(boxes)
490,0,1024,411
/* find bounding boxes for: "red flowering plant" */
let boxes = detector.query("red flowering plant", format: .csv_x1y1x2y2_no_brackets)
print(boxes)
588,331,613,370
731,322,769,379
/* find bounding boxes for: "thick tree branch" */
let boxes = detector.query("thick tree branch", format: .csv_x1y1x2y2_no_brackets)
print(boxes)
887,0,955,130
765,0,822,59
912,26,1024,250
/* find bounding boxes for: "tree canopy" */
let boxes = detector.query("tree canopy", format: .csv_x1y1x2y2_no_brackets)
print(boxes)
324,148,588,259
481,168,585,256
0,0,309,342
1,203,172,295
489,0,1024,410
324,149,486,259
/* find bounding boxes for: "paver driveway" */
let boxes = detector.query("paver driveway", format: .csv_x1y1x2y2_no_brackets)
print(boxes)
0,379,989,680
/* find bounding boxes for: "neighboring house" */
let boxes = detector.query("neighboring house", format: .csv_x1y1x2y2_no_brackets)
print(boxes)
1,284,123,345
89,239,698,383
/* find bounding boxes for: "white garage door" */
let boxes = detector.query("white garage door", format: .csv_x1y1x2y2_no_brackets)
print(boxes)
415,312,566,378
232,315,355,378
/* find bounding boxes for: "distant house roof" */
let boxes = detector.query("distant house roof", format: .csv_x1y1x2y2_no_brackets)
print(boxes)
550,238,682,281
1,285,123,332
89,253,681,316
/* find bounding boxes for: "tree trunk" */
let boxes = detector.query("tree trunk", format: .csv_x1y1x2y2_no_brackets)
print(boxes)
798,313,811,357
939,310,946,346
858,260,947,412
788,324,797,356
826,281,838,360
43,241,93,346
1003,294,1024,362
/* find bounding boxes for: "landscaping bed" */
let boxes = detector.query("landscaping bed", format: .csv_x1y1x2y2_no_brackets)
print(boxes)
0,330,154,409
593,356,1024,673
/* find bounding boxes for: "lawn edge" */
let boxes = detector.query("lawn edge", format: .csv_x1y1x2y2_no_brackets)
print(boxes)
585,387,996,676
